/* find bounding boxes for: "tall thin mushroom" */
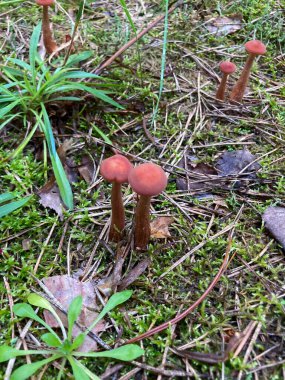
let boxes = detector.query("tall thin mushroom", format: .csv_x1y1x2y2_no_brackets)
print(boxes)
100,155,133,243
216,61,236,101
230,40,266,102
128,163,167,250
36,0,58,54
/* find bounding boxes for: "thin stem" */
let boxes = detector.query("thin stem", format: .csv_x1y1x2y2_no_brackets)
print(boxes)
42,5,57,54
216,73,229,101
109,182,125,242
134,195,151,250
230,54,255,102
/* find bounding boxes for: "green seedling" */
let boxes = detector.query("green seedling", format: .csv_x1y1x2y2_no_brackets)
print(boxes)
0,290,144,380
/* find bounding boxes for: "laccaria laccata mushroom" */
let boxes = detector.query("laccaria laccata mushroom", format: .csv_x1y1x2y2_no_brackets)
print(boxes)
128,163,167,250
216,61,236,101
100,155,133,243
230,40,266,102
36,0,58,54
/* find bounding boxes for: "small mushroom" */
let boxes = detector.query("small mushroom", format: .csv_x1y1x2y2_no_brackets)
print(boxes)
230,40,266,102
100,155,133,243
128,163,167,250
216,61,236,101
36,0,58,54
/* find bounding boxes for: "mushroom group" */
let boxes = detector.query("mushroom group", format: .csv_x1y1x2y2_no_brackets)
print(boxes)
215,40,266,103
100,157,167,249
230,40,267,102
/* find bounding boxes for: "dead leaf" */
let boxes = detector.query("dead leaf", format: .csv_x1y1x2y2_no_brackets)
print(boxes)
263,207,285,249
38,140,78,218
150,216,174,239
39,181,64,220
206,14,242,36
216,149,261,178
78,155,96,184
43,275,105,352
118,257,151,291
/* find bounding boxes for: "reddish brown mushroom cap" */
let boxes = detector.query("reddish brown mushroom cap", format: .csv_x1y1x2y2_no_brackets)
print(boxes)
219,61,236,74
100,155,133,184
245,40,266,55
36,0,54,5
128,163,167,197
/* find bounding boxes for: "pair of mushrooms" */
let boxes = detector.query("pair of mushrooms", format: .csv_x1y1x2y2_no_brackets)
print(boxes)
100,155,167,250
36,0,57,54
216,40,267,102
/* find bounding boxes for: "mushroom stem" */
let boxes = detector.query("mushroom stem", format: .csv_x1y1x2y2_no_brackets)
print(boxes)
109,182,125,243
134,195,151,250
42,5,57,54
216,73,229,101
230,54,255,102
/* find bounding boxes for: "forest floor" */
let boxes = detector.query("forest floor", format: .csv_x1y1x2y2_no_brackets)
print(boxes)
0,0,285,379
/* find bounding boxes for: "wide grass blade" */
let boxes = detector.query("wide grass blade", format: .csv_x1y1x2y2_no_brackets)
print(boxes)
0,196,32,218
39,106,74,209
29,23,42,84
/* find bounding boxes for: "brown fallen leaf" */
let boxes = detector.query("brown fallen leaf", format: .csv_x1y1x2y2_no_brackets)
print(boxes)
39,181,64,220
43,275,105,352
150,216,174,239
206,14,242,36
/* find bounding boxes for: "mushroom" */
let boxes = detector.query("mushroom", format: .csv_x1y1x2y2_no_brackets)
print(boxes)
36,0,58,54
100,154,133,243
128,163,167,250
230,40,266,102
216,61,236,101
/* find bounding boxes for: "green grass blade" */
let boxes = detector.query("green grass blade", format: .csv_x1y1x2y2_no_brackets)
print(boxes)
0,193,15,203
29,23,42,84
119,0,137,33
40,106,74,209
0,100,21,119
151,0,169,126
0,196,32,218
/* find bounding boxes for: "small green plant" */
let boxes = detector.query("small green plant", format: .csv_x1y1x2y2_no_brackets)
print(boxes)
0,192,32,218
0,23,123,210
0,290,143,380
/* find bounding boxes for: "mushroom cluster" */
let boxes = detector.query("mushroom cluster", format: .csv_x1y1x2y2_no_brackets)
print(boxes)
100,155,167,250
215,40,266,103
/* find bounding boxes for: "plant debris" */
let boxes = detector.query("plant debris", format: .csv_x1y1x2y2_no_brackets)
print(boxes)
206,14,243,36
150,216,174,239
216,149,261,178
